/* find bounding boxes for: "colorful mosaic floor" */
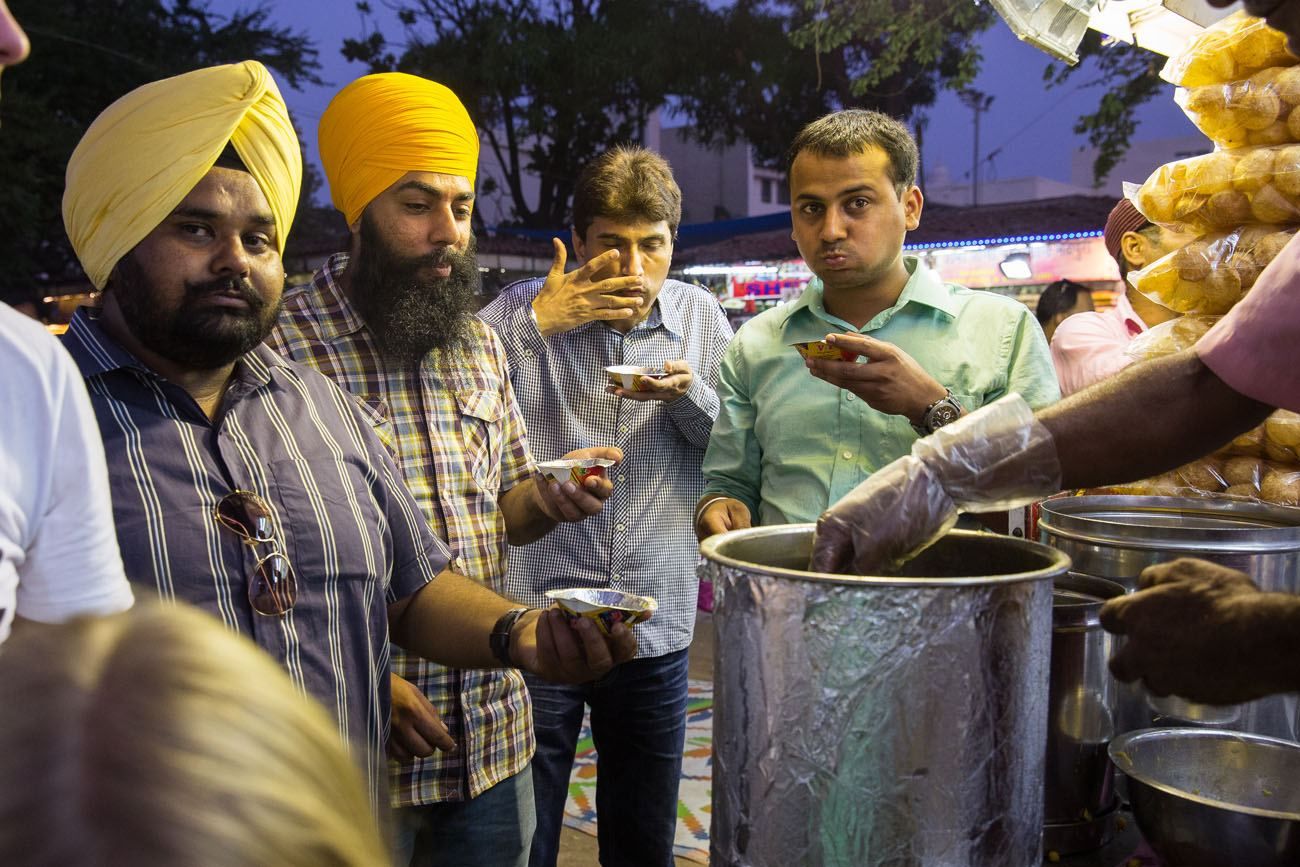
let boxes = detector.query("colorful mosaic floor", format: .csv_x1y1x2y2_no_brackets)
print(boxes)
562,679,712,863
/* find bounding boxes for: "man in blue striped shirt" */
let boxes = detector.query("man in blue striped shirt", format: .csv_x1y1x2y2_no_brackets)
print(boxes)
481,146,733,867
58,63,637,807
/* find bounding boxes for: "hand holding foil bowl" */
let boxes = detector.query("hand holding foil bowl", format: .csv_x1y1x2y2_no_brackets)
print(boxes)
546,588,657,636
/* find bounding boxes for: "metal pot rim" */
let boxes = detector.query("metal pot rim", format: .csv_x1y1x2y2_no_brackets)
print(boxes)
1109,727,1300,822
1040,496,1300,553
699,525,1070,587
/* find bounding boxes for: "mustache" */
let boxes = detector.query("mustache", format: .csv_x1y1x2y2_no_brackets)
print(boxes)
184,276,263,309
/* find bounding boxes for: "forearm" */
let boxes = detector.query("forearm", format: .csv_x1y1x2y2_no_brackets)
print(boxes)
388,569,523,669
1041,349,1272,490
500,479,555,546
1252,593,1300,696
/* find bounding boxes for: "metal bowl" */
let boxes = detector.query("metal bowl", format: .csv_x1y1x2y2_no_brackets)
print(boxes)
1109,728,1300,866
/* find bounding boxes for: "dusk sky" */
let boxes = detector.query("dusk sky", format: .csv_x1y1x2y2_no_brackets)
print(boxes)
249,0,1200,211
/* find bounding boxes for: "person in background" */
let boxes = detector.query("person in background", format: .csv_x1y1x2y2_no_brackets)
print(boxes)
0,602,391,866
1050,199,1188,396
60,61,635,809
1034,278,1094,345
0,0,133,647
480,146,732,867
271,72,621,867
696,109,1059,540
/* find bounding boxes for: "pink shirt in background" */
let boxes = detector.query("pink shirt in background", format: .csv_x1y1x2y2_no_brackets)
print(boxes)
1050,291,1147,397
1198,233,1300,413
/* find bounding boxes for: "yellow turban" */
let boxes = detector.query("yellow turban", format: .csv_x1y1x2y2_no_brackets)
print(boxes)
63,60,301,289
318,73,479,227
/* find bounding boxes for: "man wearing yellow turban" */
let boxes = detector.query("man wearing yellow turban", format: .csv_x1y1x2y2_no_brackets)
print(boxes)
270,72,623,867
58,62,636,813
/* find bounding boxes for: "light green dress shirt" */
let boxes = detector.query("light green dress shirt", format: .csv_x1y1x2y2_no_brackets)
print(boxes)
701,256,1060,526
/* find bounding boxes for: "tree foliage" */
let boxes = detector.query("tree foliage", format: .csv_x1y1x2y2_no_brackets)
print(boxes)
1044,32,1167,187
347,0,995,228
0,0,321,303
683,0,996,166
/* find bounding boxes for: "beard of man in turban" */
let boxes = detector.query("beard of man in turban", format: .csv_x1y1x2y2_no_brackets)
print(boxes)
347,209,481,366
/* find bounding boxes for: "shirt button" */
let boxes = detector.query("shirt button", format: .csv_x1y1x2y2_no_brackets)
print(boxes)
617,474,626,482
616,523,626,532
620,425,629,434
845,393,855,401
613,573,622,581
842,450,853,460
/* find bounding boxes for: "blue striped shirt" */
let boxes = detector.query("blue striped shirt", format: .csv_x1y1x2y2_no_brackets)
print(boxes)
62,307,452,803
480,278,733,657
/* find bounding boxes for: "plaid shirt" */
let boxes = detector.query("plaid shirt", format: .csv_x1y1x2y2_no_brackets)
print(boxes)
480,278,732,658
268,254,534,807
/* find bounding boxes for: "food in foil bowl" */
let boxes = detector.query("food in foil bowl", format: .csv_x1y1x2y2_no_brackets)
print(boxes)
605,365,668,391
536,458,617,486
546,588,657,635
791,340,859,361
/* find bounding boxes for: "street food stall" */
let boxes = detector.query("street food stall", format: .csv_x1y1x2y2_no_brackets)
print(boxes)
700,4,1300,866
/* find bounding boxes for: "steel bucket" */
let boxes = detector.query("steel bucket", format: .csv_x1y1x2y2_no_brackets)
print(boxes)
699,526,1071,867
1038,496,1300,741
1043,573,1126,855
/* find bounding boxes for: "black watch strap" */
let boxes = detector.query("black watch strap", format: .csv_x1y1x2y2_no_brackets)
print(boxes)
490,607,530,667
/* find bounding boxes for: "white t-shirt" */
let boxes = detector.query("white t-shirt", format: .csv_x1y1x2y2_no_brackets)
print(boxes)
0,304,133,644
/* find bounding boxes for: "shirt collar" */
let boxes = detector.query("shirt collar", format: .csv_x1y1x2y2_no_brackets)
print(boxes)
778,255,958,330
1111,289,1149,335
62,306,287,388
305,253,370,343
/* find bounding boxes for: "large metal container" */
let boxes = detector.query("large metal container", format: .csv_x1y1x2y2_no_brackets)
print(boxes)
1044,573,1126,855
1038,496,1300,741
699,526,1071,867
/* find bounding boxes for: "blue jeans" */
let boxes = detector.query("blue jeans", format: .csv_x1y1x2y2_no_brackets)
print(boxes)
524,649,690,867
392,765,535,867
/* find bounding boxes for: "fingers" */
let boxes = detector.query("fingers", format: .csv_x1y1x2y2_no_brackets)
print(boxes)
1107,642,1143,684
606,621,638,663
1098,594,1133,634
548,238,567,276
563,445,623,464
726,501,753,530
574,249,621,282
826,332,892,360
571,616,616,676
810,515,850,574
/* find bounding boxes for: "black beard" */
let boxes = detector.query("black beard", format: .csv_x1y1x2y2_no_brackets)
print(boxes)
111,254,279,370
347,214,481,367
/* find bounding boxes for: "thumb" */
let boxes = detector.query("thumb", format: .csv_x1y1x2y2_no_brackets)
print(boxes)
548,238,567,277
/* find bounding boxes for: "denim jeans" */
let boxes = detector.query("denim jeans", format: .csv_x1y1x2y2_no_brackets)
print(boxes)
392,765,535,867
524,648,690,867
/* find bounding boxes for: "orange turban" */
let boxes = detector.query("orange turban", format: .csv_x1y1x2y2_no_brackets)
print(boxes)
63,61,301,290
318,73,479,226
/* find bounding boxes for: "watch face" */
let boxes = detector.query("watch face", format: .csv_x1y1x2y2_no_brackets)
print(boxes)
926,397,962,433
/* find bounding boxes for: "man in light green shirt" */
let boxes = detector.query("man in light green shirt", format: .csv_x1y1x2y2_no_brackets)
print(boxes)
695,109,1059,535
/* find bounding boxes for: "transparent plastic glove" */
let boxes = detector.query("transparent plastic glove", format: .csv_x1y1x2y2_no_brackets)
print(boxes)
811,395,1063,575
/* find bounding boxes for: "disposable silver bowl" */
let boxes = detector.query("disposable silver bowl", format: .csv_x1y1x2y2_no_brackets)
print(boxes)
1109,728,1300,867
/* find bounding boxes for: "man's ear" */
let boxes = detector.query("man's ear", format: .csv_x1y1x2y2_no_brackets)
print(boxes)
1119,230,1148,270
903,185,923,231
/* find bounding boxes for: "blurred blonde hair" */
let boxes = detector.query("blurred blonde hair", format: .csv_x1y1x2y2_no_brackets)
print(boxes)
0,601,389,866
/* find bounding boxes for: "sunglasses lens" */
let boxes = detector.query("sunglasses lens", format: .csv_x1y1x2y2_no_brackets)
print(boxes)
250,553,298,617
217,492,275,542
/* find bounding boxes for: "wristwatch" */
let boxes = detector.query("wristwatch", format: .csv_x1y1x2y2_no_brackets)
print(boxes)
489,607,531,667
913,389,964,436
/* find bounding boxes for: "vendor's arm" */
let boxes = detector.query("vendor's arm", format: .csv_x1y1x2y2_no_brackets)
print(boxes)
388,570,636,681
1100,558,1300,703
1042,349,1272,490
696,341,760,539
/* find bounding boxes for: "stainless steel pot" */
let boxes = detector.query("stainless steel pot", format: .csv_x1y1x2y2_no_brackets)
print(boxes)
1044,573,1126,856
1038,496,1300,741
699,526,1071,867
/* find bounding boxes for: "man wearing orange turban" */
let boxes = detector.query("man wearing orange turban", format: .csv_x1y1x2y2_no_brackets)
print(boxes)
270,73,623,867
57,63,636,817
